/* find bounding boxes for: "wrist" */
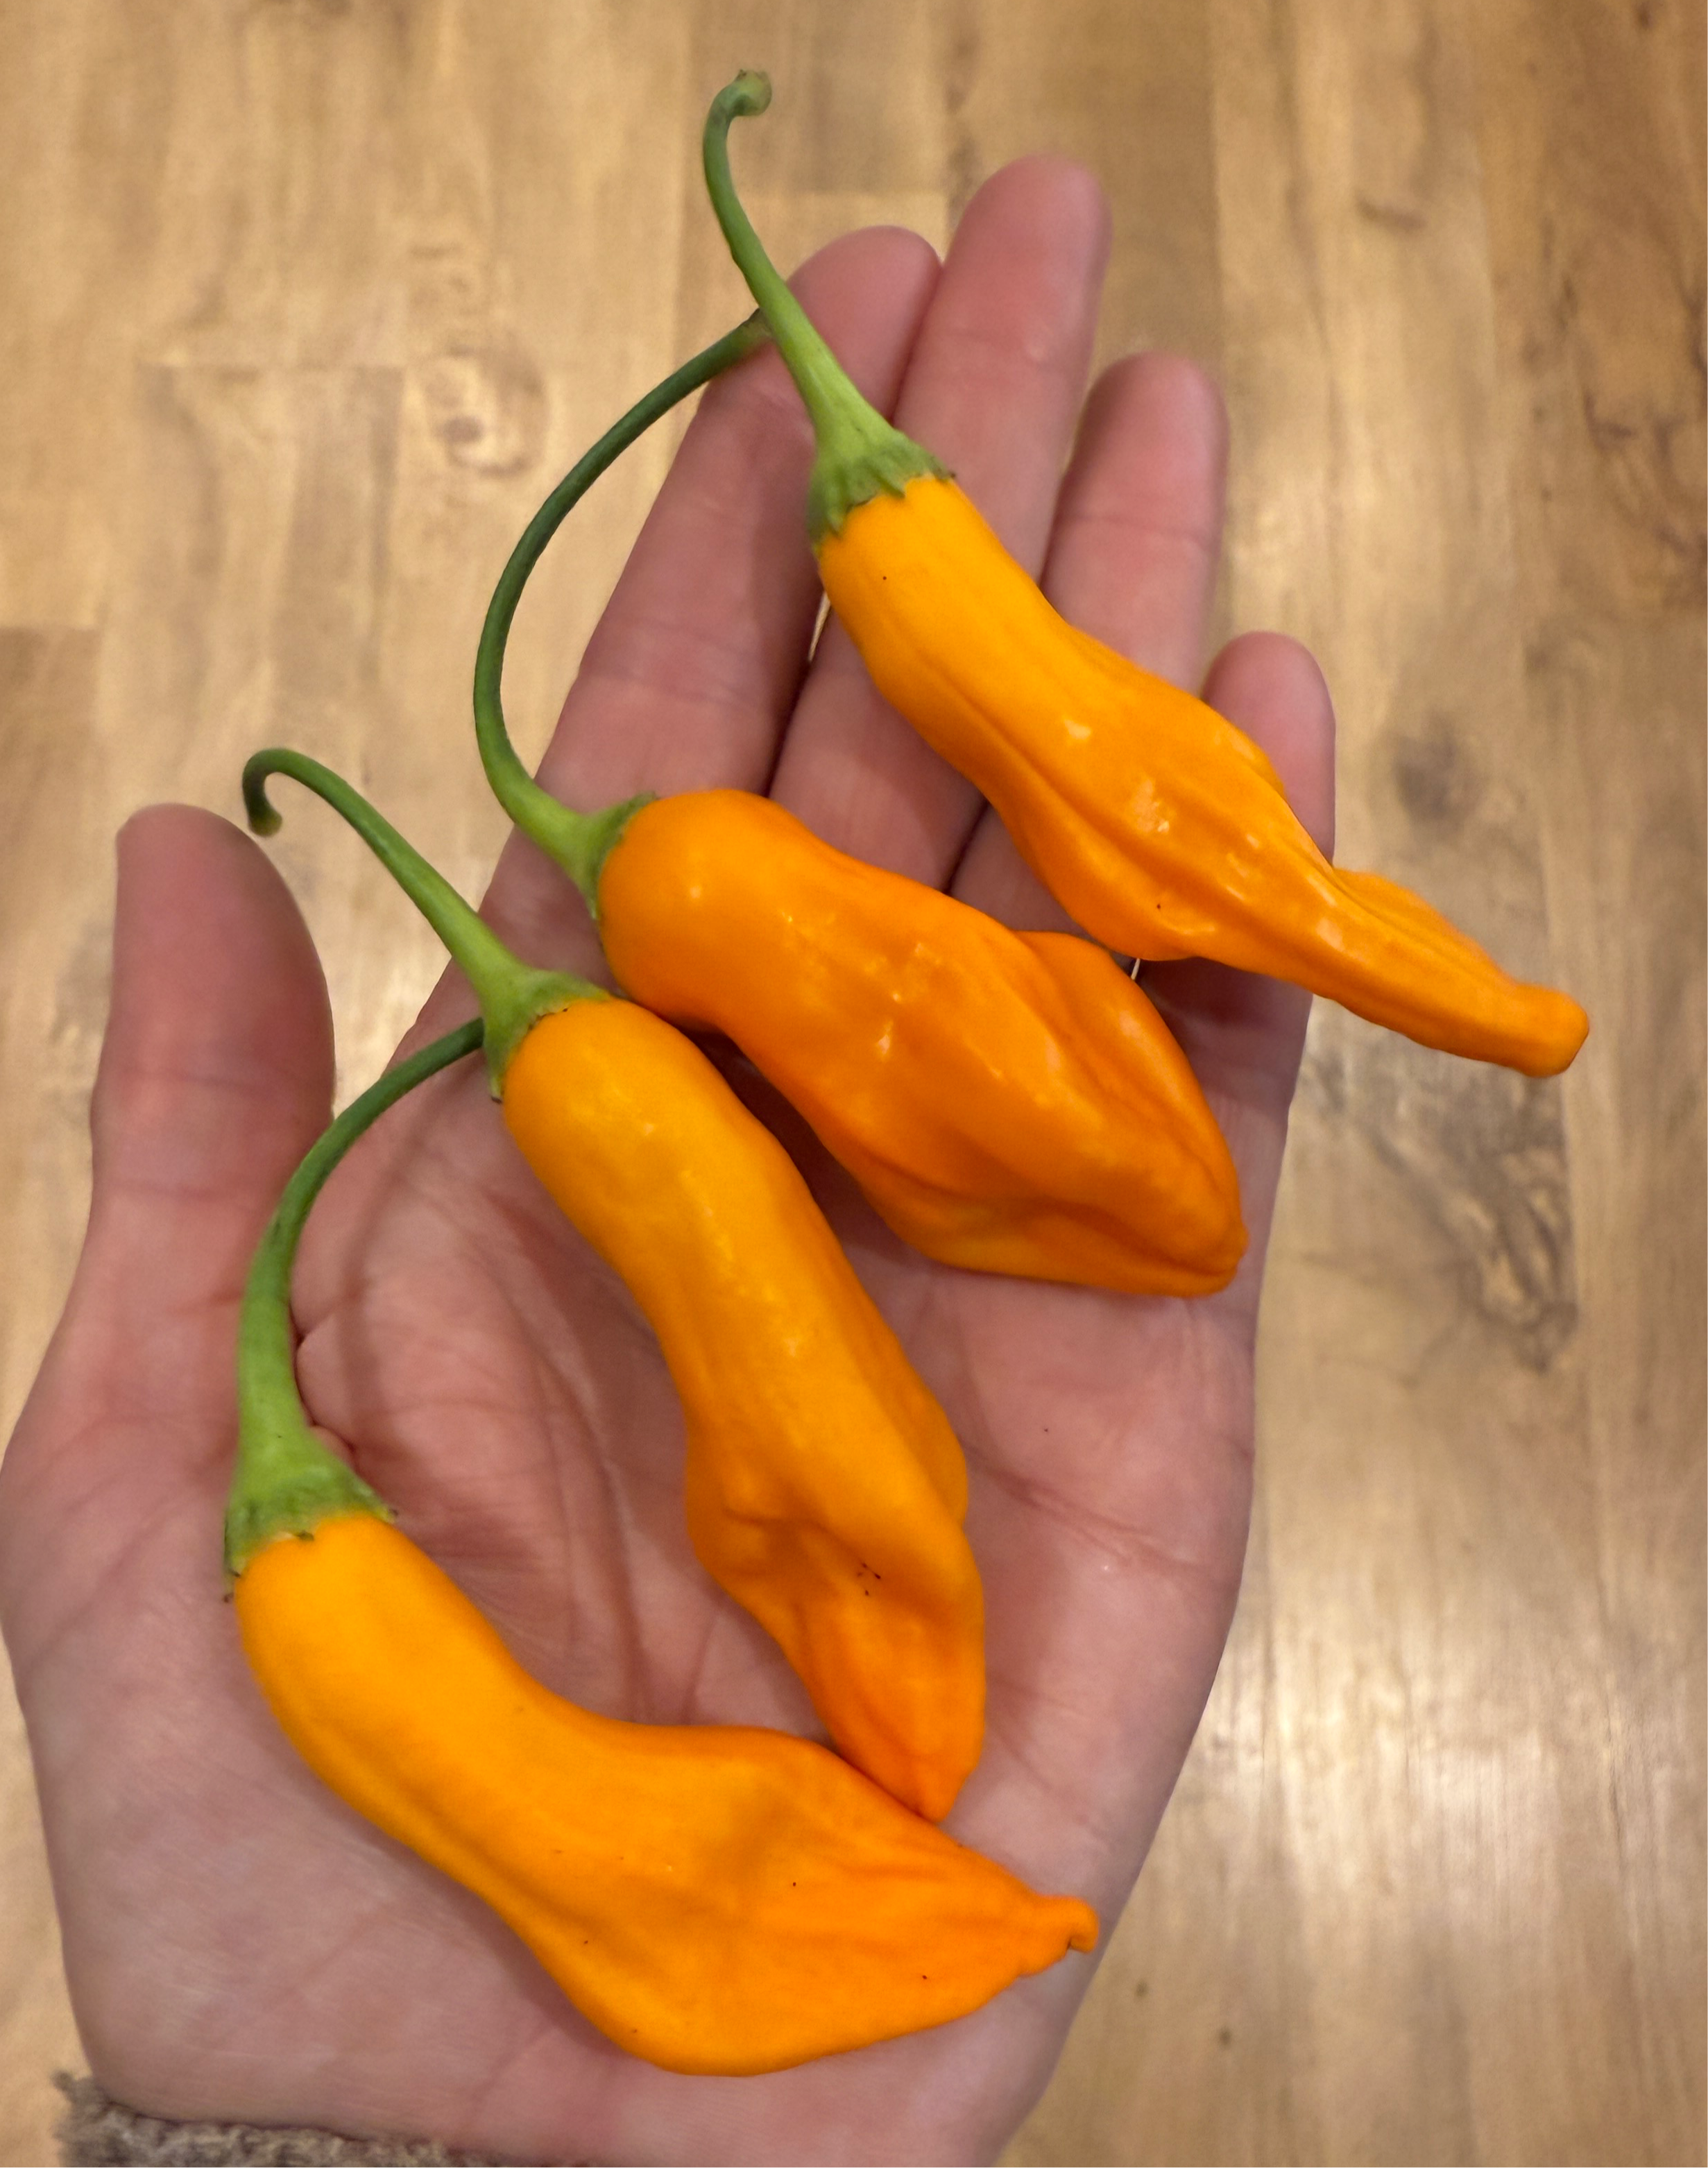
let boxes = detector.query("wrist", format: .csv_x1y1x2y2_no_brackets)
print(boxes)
54,2074,499,2167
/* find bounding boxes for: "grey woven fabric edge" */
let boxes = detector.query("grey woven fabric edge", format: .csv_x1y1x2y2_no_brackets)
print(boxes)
53,2074,504,2167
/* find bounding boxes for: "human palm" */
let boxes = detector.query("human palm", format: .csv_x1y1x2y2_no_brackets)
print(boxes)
0,162,1333,2165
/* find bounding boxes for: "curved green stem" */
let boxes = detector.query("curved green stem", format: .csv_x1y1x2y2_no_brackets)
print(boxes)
243,748,601,1089
225,1017,485,1578
703,71,946,538
475,316,770,911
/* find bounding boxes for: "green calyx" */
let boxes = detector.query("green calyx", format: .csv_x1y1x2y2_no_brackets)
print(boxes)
243,749,604,1091
474,315,771,906
702,71,948,540
511,788,655,914
805,425,951,543
225,1017,485,1578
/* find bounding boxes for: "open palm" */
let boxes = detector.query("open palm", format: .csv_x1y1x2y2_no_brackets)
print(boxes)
1,161,1334,2165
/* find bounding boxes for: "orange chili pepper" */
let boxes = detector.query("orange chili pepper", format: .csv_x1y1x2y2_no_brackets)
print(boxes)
471,344,1244,1297
225,1031,1095,2076
500,996,983,1818
595,789,1244,1293
702,72,1589,1081
242,750,982,1820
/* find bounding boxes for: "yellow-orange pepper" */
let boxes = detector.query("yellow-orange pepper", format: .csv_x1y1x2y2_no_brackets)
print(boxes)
595,789,1245,1295
470,361,1244,1298
242,751,982,1822
819,482,1587,1075
704,74,1589,1082
234,1515,1093,2076
225,1036,1094,2075
503,998,982,1817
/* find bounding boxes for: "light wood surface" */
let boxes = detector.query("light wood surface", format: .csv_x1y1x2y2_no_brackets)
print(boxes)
1,6,1701,2163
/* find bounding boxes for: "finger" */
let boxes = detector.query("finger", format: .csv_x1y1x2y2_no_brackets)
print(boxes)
0,808,334,1625
94,808,334,1277
769,158,1112,883
891,157,1116,554
1141,631,1337,1263
952,351,1229,927
1204,631,1335,859
1041,350,1229,688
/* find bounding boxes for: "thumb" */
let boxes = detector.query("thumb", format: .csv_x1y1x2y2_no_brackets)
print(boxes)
89,805,334,1270
1,808,333,1596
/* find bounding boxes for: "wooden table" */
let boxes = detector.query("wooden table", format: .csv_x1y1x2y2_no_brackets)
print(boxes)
1,6,1700,2162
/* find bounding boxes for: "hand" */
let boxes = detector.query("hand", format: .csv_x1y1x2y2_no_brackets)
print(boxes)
0,160,1333,2166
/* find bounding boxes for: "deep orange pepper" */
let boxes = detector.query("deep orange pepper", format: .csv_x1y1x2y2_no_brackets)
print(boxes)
471,361,1246,1299
502,998,982,1817
235,1519,1091,2076
242,751,983,1821
595,789,1245,1294
818,481,1587,1075
226,1037,1093,2077
703,73,1589,1082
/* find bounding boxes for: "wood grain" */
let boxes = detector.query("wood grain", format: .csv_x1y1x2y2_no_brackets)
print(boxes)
0,6,1700,2163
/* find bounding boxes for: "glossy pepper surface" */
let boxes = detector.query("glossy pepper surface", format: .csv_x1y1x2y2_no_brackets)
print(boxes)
501,996,984,1816
818,481,1587,1076
243,750,984,1821
237,1518,1092,2075
226,1036,1095,2078
468,347,1244,1297
596,789,1245,1293
703,71,1589,1081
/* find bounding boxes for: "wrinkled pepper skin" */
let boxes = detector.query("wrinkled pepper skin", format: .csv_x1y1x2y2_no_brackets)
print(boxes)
502,999,982,1821
235,1514,1094,2075
818,477,1589,1079
597,789,1246,1295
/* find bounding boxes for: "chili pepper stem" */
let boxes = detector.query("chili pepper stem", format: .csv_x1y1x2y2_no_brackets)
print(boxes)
703,72,947,539
244,749,603,1091
474,315,771,907
225,1018,486,1578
